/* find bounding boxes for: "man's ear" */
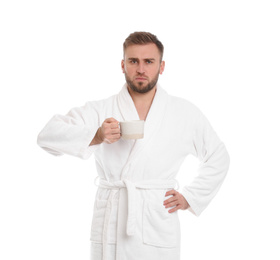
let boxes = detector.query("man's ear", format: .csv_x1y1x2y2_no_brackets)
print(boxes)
121,60,125,73
160,61,165,75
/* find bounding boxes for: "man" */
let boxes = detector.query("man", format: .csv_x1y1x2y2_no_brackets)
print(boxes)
38,32,230,260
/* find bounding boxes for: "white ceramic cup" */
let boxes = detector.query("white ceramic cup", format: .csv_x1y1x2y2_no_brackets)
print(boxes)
120,120,144,140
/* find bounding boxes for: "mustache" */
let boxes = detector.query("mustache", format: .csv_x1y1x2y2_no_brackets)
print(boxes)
135,73,148,79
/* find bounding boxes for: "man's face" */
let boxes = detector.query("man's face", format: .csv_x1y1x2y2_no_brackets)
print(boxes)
121,44,165,94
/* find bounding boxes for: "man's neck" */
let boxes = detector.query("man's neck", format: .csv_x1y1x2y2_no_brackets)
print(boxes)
127,86,157,121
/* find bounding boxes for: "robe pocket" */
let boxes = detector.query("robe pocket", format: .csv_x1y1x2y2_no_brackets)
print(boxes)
90,199,118,244
142,200,180,248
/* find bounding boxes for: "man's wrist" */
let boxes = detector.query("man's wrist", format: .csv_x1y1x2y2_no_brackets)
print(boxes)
90,127,104,145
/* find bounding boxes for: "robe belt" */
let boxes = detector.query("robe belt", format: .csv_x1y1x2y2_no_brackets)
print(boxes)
98,178,178,237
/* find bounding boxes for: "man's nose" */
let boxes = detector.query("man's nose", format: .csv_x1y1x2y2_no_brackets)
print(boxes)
136,62,145,74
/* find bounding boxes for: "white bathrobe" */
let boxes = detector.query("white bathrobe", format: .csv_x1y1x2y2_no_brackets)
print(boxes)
37,84,230,260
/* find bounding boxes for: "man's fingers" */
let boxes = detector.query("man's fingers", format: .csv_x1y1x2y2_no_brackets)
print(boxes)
164,200,179,208
103,123,119,130
168,205,181,213
165,189,176,197
163,196,177,205
105,133,121,143
164,190,190,212
110,123,120,129
110,128,121,134
104,117,119,124
103,122,119,129
103,124,120,135
164,189,177,205
110,134,121,141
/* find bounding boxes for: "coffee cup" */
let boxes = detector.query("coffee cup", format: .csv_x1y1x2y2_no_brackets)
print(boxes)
120,120,144,140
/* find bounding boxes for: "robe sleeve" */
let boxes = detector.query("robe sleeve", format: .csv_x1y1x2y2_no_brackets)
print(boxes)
37,101,101,159
181,111,230,216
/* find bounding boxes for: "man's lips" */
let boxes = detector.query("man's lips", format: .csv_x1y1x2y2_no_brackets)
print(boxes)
135,77,148,81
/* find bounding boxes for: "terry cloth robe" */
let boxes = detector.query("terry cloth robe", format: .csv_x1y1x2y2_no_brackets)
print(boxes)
37,84,230,260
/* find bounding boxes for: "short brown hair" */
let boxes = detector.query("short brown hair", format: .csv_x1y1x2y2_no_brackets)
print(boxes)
123,31,164,61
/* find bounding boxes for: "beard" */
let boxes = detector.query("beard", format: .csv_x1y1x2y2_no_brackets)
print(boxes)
125,72,160,94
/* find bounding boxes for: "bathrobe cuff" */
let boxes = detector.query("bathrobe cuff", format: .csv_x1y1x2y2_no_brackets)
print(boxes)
180,190,201,216
78,126,101,159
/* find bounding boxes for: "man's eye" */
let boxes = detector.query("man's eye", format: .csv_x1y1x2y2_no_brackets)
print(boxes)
146,60,153,64
130,60,137,64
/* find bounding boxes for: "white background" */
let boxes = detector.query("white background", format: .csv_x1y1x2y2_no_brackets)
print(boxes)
1,0,279,259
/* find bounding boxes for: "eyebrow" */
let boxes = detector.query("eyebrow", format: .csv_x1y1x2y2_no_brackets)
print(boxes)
128,58,156,61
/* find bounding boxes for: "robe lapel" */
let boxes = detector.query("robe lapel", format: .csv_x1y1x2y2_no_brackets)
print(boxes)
117,84,169,179
117,84,140,121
